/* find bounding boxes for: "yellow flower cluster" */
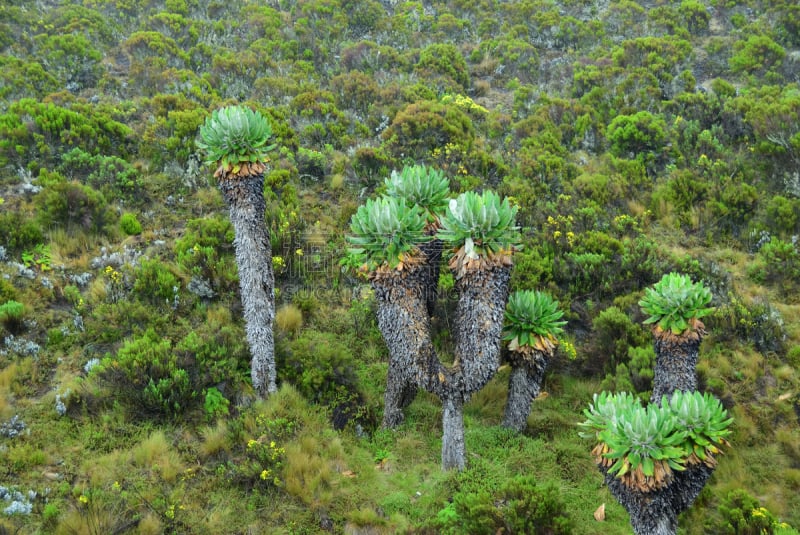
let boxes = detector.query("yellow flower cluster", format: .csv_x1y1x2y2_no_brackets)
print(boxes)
104,265,122,284
441,93,488,114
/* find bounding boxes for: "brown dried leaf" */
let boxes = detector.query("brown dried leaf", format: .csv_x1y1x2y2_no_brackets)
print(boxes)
593,503,605,522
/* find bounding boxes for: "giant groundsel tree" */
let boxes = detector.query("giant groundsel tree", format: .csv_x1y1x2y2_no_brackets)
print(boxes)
348,174,520,470
580,273,728,534
196,105,278,396
501,290,566,432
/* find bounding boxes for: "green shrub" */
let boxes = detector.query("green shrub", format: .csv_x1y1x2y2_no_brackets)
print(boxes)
276,330,369,430
607,111,667,159
430,476,574,534
729,35,786,75
132,258,180,305
94,329,195,418
34,181,113,234
0,279,17,303
0,211,44,252
415,43,470,90
591,306,649,370
705,489,799,534
119,213,142,236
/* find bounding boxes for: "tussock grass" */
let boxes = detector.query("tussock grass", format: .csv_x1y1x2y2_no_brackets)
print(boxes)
276,303,303,335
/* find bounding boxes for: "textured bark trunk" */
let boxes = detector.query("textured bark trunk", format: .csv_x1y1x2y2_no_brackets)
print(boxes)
602,463,713,535
419,238,443,316
219,176,276,396
450,265,511,394
371,266,431,429
441,395,466,470
502,349,550,432
650,334,702,405
372,262,511,470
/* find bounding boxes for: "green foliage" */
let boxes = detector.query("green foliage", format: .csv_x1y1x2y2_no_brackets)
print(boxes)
607,111,668,158
220,412,291,491
708,490,799,534
132,258,180,306
34,181,113,234
415,43,470,90
174,216,237,293
203,387,230,420
591,306,649,370
749,239,800,293
276,330,369,430
119,213,143,236
0,300,25,333
21,243,52,272
729,35,786,76
0,211,44,253
639,273,713,334
503,290,565,351
346,196,429,270
437,190,520,258
94,328,195,417
384,164,450,223
381,100,475,161
60,147,142,200
196,105,276,174
431,476,574,534
580,391,732,488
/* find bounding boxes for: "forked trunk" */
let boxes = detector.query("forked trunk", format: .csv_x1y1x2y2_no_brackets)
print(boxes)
650,328,704,405
502,348,550,432
372,260,511,470
602,464,713,535
219,176,276,396
441,396,466,470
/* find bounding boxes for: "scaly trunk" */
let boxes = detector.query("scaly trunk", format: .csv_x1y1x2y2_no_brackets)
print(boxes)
371,265,430,428
219,176,276,396
650,329,704,405
419,238,443,316
602,463,713,535
502,349,550,432
372,261,511,470
441,395,466,470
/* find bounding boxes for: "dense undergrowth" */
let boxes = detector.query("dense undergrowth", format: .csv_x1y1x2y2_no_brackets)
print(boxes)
1,0,799,532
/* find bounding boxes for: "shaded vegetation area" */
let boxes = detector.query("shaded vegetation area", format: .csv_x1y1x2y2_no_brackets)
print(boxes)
1,0,799,532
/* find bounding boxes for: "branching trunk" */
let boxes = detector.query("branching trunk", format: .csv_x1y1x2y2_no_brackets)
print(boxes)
219,176,276,396
650,331,703,405
602,464,713,535
502,349,550,432
371,263,511,470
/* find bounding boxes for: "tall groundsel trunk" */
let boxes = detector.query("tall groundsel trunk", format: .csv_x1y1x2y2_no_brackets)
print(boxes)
502,348,550,432
602,464,713,535
650,325,705,404
371,265,431,428
421,264,511,470
219,176,276,396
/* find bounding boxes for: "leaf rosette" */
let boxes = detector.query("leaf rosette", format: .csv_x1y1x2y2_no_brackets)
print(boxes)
579,391,733,492
503,290,566,356
639,272,712,335
196,105,276,179
384,164,450,226
436,190,520,277
346,196,430,272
